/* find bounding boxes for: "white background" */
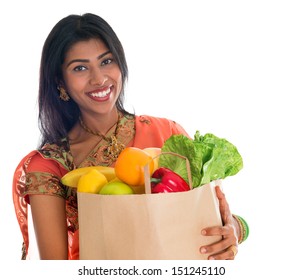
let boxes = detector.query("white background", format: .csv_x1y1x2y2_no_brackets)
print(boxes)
0,0,301,278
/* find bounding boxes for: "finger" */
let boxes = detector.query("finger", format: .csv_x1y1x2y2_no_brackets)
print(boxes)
215,186,232,224
208,246,237,260
200,227,237,256
202,223,236,239
200,238,230,256
215,185,225,200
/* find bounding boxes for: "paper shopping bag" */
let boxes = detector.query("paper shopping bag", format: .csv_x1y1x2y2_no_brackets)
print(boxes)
77,179,222,260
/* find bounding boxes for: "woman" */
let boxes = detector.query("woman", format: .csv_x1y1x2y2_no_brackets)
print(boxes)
12,13,248,260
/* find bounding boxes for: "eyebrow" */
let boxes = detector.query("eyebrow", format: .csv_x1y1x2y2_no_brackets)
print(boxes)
66,50,111,67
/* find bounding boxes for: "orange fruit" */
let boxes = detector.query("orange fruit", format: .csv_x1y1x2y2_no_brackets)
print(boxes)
114,147,154,186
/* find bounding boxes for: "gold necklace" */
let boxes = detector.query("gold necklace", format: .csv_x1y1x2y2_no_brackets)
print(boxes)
79,115,125,161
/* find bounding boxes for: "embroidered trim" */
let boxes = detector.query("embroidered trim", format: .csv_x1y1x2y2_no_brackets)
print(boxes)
139,116,151,125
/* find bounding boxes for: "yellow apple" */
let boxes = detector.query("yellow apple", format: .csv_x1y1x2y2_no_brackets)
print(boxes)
99,181,134,195
77,169,108,193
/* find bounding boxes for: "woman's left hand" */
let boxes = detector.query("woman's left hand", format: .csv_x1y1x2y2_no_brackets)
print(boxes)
199,186,239,260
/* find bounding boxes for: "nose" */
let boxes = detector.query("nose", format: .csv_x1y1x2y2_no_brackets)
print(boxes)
90,68,108,86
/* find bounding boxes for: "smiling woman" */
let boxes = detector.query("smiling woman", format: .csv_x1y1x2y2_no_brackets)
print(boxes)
12,12,248,260
62,38,124,163
62,40,122,118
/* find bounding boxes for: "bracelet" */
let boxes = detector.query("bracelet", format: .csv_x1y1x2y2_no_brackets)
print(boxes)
237,215,249,242
232,214,249,244
232,214,243,243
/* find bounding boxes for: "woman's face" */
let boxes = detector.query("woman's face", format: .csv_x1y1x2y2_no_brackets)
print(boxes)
62,38,122,116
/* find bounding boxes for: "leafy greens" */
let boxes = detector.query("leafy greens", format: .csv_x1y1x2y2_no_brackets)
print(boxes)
159,131,243,188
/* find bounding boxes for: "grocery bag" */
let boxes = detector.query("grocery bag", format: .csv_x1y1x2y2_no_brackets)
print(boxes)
77,153,222,260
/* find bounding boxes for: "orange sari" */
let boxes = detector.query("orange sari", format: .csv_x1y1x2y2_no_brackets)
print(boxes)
12,115,189,260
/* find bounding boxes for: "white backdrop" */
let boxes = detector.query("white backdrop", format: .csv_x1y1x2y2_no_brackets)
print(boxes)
0,0,301,278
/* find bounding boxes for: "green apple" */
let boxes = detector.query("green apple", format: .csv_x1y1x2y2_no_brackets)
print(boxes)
99,181,134,195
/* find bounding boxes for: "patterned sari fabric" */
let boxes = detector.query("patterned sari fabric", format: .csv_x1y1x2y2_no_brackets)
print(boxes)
12,114,189,259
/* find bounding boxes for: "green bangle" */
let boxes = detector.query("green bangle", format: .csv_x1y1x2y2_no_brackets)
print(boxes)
236,215,249,243
232,214,243,243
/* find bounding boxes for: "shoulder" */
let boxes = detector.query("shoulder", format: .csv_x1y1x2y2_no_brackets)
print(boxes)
132,115,190,149
15,140,72,176
135,115,189,136
39,139,73,170
135,114,173,124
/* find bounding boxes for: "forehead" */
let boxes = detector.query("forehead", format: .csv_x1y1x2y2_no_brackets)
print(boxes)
65,38,109,60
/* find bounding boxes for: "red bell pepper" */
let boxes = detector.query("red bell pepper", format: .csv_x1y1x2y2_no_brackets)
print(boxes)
150,167,190,193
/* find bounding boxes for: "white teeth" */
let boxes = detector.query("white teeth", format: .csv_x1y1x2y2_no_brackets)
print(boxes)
90,88,111,97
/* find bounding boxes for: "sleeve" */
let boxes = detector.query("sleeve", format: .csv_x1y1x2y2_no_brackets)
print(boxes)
26,152,68,177
21,152,68,202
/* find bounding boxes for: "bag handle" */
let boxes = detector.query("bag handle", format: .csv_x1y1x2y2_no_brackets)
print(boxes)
144,152,193,194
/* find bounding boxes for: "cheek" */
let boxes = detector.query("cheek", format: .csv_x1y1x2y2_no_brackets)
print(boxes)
115,71,123,91
64,76,85,94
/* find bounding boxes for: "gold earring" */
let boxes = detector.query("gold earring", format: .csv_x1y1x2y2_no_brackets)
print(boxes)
58,86,70,101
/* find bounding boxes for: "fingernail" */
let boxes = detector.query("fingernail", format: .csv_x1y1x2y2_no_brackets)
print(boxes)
209,256,215,260
200,247,207,254
201,230,206,235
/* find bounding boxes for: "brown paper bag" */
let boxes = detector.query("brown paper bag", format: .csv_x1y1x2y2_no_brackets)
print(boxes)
77,178,222,259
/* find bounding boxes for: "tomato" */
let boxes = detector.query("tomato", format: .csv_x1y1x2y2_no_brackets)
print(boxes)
114,147,154,186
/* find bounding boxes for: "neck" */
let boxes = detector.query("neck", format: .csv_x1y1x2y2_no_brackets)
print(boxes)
80,110,119,136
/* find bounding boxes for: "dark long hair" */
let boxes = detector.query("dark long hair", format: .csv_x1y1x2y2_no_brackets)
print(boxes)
38,13,130,148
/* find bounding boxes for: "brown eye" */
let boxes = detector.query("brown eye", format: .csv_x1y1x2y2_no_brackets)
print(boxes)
101,58,113,66
74,65,87,72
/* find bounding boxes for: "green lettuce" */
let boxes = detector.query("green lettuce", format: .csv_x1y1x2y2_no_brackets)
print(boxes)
159,134,203,187
159,131,243,187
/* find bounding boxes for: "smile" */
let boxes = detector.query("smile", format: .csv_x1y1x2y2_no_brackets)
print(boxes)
89,86,111,98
